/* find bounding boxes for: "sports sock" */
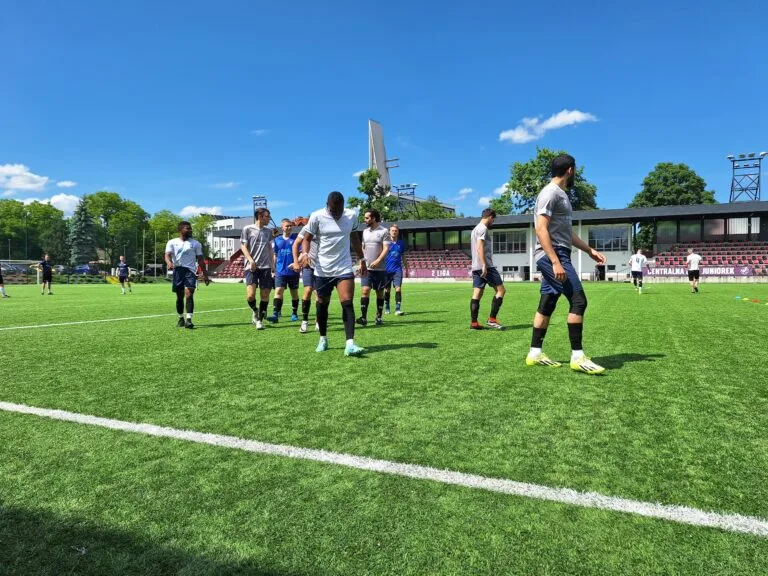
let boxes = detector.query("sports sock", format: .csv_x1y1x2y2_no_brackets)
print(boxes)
176,293,184,315
185,295,194,315
568,322,583,352
341,300,356,340
292,299,299,314
316,302,329,336
376,298,384,319
528,347,542,358
490,296,503,319
259,300,268,320
302,299,311,321
395,291,402,307
571,350,584,362
531,327,547,348
273,297,283,315
0,286,5,296
360,296,370,319
470,298,480,323
247,298,258,312
384,290,391,307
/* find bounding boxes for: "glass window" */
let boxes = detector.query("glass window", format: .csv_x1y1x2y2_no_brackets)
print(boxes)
703,219,724,241
588,227,629,252
429,231,444,250
492,230,527,254
460,230,472,250
680,221,701,242
728,218,748,238
655,221,676,244
413,232,427,249
444,231,459,250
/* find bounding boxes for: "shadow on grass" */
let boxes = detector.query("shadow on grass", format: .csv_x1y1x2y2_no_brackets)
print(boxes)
0,504,298,576
363,342,439,353
592,353,666,369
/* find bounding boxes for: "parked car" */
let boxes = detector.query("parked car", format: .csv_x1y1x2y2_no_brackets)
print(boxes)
73,264,100,275
142,264,166,277
54,264,73,275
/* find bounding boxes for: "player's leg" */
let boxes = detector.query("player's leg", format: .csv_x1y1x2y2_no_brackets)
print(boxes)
487,271,506,329
337,276,363,356
258,271,271,323
384,277,392,314
269,279,285,322
638,273,643,294
526,254,561,367
357,278,371,325
313,277,334,351
560,259,604,374
244,273,260,328
183,269,197,328
289,281,300,321
694,271,699,292
300,269,314,333
393,270,404,315
173,269,185,326
470,272,486,329
0,277,8,298
120,278,126,294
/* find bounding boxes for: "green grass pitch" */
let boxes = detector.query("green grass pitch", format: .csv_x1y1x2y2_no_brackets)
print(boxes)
1,280,768,575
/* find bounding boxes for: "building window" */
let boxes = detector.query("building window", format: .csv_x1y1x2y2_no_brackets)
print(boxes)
413,232,428,250
588,227,629,252
460,230,472,250
429,231,444,250
444,231,460,250
493,230,527,254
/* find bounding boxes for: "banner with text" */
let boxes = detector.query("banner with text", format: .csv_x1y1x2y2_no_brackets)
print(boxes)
646,266,753,277
407,268,471,279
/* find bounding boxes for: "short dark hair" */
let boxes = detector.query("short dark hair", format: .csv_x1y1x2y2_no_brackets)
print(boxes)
481,208,496,219
255,208,270,218
177,221,191,230
280,218,291,224
366,209,381,222
327,191,345,207
551,154,576,178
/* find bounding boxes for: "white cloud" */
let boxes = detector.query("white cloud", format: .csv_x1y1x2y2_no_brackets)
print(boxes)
478,196,493,207
251,129,270,136
179,205,223,217
0,164,49,192
2,190,14,197
494,183,509,196
56,180,77,188
352,170,365,178
209,182,240,189
22,193,81,216
455,187,474,201
499,109,597,144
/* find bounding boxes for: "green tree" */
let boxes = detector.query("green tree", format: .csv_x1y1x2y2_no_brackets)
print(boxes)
0,199,67,260
85,191,149,267
629,163,716,250
189,214,215,257
492,147,598,215
346,168,398,222
39,218,71,264
398,196,455,220
147,210,181,267
69,199,97,266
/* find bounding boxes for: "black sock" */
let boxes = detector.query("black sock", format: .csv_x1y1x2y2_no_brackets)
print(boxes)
568,323,583,351
247,298,257,312
176,293,184,315
292,299,299,314
531,326,547,348
470,298,480,323
376,298,384,319
302,299,311,321
639,280,643,288
316,302,329,336
185,295,194,315
395,291,401,305
490,296,503,319
273,298,283,314
341,299,355,339
385,291,391,306
259,300,268,320
360,296,370,319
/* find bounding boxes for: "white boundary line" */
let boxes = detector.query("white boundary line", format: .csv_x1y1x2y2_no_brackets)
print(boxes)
1,401,766,537
0,308,248,331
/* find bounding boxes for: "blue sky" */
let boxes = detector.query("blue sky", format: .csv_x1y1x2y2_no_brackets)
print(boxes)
2,0,766,220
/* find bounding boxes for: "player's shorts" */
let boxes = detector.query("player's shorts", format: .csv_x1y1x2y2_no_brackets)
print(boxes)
118,275,129,283
172,268,198,293
245,268,273,289
0,272,4,284
386,269,403,289
315,274,355,298
471,267,503,289
536,247,583,298
302,267,315,289
688,270,700,281
631,271,643,280
275,273,299,290
361,269,388,291
42,272,53,283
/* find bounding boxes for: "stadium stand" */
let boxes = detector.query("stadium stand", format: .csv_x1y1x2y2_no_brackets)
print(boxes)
652,240,768,275
405,249,471,270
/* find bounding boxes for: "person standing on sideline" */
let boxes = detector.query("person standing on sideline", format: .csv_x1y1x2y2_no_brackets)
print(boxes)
469,209,506,330
357,209,391,327
241,207,275,330
628,249,647,293
165,221,209,329
0,266,8,298
384,224,406,315
301,191,366,356
686,247,702,293
292,225,319,333
526,154,607,374
39,253,54,295
117,255,132,294
268,218,300,322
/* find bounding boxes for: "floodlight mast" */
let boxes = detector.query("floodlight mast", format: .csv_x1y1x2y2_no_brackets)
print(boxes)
728,152,763,202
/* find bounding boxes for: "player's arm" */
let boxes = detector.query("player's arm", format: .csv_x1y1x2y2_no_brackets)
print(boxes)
196,254,210,285
371,241,390,270
571,230,606,264
476,237,487,278
291,233,304,271
351,231,367,276
164,250,174,271
241,241,257,271
535,215,566,282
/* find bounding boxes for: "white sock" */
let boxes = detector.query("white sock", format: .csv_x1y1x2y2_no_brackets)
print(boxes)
346,339,354,346
186,313,192,320
528,347,542,358
571,350,584,362
121,289,125,294
0,286,5,296
320,336,327,343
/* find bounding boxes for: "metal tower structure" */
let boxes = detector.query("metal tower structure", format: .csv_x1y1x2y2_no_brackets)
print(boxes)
728,152,766,202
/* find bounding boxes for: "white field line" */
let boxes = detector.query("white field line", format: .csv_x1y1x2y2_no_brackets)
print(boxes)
0,308,249,331
1,401,766,537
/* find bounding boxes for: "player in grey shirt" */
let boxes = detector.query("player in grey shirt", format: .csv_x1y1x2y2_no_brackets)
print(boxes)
469,208,506,330
293,225,320,333
527,154,607,374
240,207,275,330
357,209,391,326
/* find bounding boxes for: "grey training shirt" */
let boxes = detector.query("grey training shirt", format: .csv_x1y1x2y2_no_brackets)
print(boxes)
534,182,572,261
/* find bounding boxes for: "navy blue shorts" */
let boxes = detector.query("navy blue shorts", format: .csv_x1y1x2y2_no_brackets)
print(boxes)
42,273,53,283
315,274,355,298
361,270,388,291
471,267,503,289
119,275,129,283
245,268,272,289
386,269,403,288
631,271,643,279
275,274,299,289
302,268,315,289
537,248,583,297
172,268,198,293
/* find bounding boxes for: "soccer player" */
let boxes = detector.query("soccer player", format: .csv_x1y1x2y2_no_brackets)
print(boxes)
241,207,275,330
469,208,506,330
164,221,210,329
526,154,607,374
302,191,366,356
292,225,319,333
686,247,702,293
39,253,54,295
357,209,391,327
0,267,8,298
117,255,132,294
628,249,647,293
384,224,406,315
268,219,300,323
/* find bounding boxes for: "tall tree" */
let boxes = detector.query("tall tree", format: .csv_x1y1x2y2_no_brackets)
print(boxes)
492,147,598,215
39,218,71,264
69,199,97,266
84,191,149,267
398,196,455,220
147,210,181,267
189,214,215,257
629,163,716,249
346,168,398,222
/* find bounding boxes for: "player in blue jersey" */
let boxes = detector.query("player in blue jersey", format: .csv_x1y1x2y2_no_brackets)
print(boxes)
39,253,54,295
117,255,132,294
268,219,300,322
384,224,406,315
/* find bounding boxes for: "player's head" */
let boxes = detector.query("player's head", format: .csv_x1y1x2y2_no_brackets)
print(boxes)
280,218,292,234
326,191,345,219
687,247,693,254
120,255,126,262
178,221,192,239
551,154,576,188
255,207,271,226
43,253,50,261
636,249,643,255
481,208,497,227
389,224,399,240
364,209,381,228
